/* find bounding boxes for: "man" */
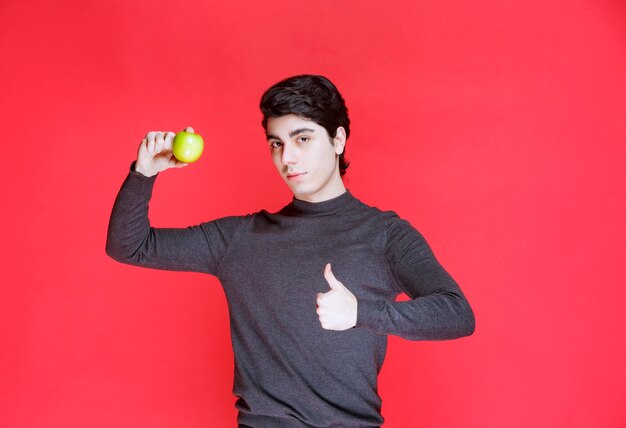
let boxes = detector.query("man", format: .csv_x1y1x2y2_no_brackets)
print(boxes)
106,74,475,427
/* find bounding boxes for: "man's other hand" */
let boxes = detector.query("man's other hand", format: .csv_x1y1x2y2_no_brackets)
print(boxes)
316,263,357,330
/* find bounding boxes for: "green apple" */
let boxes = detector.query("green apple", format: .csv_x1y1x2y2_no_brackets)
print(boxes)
172,130,204,163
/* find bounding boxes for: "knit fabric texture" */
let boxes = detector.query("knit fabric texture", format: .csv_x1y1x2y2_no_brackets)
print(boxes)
106,164,475,427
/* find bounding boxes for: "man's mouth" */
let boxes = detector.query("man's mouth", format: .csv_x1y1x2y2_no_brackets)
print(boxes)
286,172,306,180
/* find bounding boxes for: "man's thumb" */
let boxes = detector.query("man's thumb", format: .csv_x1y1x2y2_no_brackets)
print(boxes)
324,263,341,290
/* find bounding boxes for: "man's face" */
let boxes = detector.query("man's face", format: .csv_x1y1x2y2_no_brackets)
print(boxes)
266,114,346,203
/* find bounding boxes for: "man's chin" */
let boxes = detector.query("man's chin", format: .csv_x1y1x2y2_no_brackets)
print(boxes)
284,180,307,194
289,185,315,200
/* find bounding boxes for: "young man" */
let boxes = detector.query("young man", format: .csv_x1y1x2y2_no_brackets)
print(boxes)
106,74,475,427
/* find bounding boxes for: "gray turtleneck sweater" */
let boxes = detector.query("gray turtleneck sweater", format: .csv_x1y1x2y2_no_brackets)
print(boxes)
106,163,475,428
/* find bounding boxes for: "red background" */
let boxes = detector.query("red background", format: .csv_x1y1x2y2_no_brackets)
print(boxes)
1,0,625,426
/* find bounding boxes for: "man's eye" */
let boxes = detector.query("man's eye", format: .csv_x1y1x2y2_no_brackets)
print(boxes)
270,141,282,148
298,137,309,143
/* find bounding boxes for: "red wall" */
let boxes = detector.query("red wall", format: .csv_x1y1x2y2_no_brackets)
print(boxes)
1,1,625,426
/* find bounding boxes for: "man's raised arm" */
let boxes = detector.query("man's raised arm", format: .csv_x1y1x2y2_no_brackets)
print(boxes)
105,127,233,275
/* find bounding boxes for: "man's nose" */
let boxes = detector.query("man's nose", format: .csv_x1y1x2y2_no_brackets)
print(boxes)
281,144,297,165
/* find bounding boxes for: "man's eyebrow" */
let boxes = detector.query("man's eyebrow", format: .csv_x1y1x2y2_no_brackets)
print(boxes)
266,128,316,141
289,128,316,137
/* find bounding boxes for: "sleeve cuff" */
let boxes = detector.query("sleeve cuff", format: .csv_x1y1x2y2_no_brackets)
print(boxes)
119,161,158,196
356,298,385,332
130,160,159,178
129,161,158,180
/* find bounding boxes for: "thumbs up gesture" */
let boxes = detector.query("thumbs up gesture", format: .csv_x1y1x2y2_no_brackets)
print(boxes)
316,263,358,331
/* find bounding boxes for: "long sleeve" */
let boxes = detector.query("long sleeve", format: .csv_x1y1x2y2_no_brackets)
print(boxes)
356,212,476,340
105,162,246,276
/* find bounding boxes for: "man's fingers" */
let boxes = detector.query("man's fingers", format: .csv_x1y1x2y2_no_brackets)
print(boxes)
155,132,165,152
146,131,156,152
168,157,189,168
316,292,325,307
164,131,175,150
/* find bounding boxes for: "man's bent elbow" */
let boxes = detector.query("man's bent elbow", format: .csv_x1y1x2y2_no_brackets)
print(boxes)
105,237,132,264
460,304,476,337
105,243,123,263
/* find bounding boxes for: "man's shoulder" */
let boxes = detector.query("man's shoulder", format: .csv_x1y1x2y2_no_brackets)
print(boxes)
349,193,405,221
348,194,426,245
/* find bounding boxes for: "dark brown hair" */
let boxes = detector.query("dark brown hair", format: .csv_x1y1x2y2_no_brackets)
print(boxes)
260,74,351,176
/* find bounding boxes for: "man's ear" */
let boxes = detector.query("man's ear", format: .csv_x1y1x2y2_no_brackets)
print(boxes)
333,127,346,155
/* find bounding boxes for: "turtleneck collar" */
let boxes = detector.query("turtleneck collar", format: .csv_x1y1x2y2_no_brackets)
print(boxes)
282,189,358,217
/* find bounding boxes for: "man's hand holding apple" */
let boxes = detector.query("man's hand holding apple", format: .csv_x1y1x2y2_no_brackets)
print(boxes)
134,126,199,177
